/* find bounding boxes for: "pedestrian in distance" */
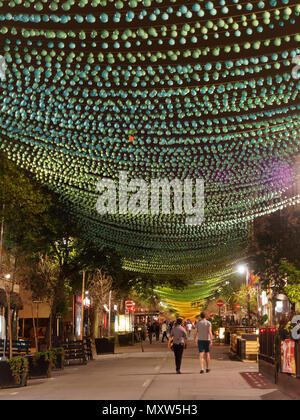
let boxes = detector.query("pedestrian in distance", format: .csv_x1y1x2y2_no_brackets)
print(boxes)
194,312,213,374
187,321,192,337
183,321,188,332
168,318,188,374
161,320,168,343
154,321,160,341
141,324,146,341
147,321,154,344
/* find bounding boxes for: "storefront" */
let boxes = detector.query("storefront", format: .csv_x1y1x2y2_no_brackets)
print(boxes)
114,313,133,333
0,288,23,341
17,286,50,345
134,310,161,325
74,292,92,339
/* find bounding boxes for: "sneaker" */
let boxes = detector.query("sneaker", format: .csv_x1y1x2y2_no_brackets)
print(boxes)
206,369,210,373
200,370,204,374
176,370,181,374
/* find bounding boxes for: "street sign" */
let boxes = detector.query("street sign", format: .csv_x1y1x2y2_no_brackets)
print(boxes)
216,299,224,307
125,301,135,310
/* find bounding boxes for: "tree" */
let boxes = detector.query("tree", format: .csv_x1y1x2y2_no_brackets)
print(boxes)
279,259,300,306
0,154,63,353
231,284,258,316
248,207,300,322
87,269,113,338
0,153,58,257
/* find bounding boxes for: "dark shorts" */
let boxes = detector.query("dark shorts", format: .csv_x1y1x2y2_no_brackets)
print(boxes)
198,340,210,353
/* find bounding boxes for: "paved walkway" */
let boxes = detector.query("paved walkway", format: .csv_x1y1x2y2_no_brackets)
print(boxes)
0,338,296,400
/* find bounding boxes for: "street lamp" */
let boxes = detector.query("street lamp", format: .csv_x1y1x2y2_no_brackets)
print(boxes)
237,264,251,325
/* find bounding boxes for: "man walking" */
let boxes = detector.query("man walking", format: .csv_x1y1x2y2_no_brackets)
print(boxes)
168,318,188,374
194,312,213,374
154,321,160,342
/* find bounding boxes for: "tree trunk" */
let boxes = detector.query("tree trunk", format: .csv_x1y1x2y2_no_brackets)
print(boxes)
91,307,99,339
0,204,4,271
31,304,38,351
5,289,12,359
6,255,17,359
50,272,67,344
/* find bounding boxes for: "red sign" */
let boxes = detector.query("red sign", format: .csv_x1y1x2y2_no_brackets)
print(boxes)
281,340,296,374
216,299,224,307
125,301,135,309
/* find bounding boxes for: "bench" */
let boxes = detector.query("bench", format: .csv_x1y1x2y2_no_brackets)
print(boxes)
83,337,93,361
62,340,87,365
0,339,31,358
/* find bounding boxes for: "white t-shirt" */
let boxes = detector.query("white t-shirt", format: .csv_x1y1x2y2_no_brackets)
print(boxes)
196,319,212,341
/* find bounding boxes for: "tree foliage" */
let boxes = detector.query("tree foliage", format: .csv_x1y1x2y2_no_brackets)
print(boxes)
0,153,67,255
249,207,300,302
279,259,300,303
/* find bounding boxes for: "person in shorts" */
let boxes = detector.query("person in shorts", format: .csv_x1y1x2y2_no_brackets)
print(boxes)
194,312,213,374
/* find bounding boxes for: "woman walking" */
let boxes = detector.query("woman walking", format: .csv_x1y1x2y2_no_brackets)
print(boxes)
168,318,188,374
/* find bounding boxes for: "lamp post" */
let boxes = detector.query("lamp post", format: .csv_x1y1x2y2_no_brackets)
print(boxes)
237,264,251,325
32,300,42,351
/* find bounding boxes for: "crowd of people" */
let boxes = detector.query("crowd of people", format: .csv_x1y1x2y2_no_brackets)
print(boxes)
134,319,194,344
134,314,213,375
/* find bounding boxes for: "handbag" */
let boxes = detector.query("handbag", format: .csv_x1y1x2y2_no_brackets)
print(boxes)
170,336,174,351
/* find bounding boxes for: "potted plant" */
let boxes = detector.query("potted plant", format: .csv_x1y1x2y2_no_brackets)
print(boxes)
0,356,28,389
27,350,54,378
95,336,115,354
117,333,134,347
52,347,65,369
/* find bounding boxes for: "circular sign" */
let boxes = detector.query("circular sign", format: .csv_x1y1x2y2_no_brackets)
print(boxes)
216,299,224,307
125,300,135,309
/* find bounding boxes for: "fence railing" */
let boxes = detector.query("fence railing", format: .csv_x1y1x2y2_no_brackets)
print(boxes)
258,327,277,365
259,327,300,378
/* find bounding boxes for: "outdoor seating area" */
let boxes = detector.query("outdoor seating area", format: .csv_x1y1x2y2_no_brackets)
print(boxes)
0,337,93,389
0,339,30,358
229,327,259,362
63,338,93,365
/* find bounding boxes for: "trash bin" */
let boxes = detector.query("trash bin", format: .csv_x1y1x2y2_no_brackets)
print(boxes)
95,337,115,354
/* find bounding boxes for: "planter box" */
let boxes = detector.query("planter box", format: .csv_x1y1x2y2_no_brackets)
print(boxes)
54,352,64,370
259,357,277,384
27,354,52,379
0,360,28,389
95,338,115,354
118,334,134,347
